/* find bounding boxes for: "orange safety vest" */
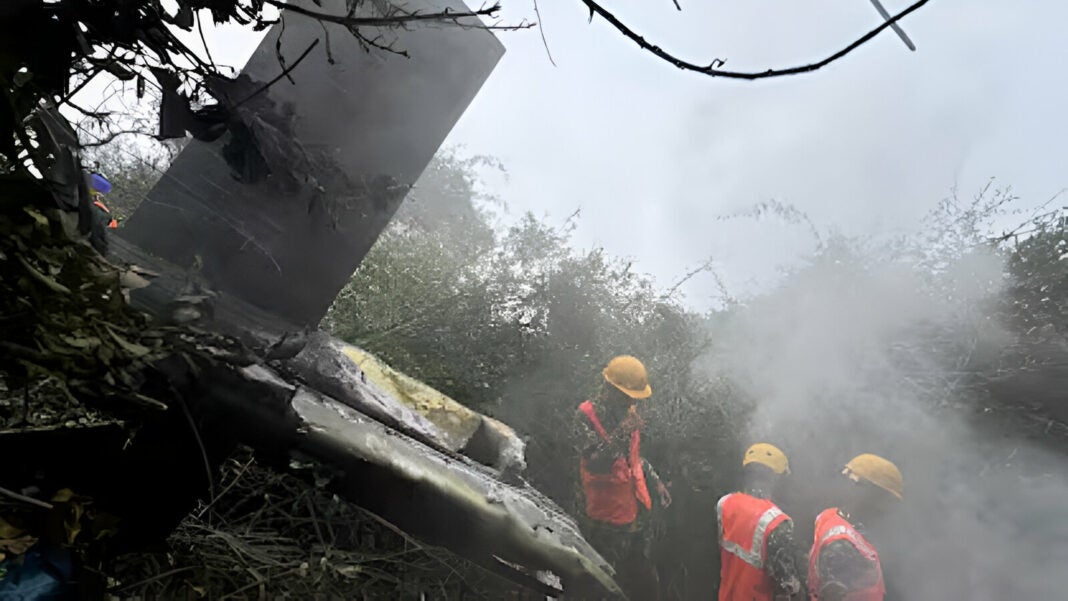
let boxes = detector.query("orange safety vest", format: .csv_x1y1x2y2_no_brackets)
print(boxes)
93,199,118,229
578,400,652,525
716,492,791,601
808,508,885,601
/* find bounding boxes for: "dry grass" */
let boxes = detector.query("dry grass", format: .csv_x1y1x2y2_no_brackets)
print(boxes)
106,447,523,600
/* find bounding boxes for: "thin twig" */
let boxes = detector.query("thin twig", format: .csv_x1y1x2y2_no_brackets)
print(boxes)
234,39,320,109
198,12,217,69
196,454,255,519
58,65,105,106
160,22,213,72
175,394,218,502
113,566,200,593
562,207,581,229
532,0,557,67
579,0,932,79
319,20,336,64
661,257,716,300
275,14,294,86
266,0,503,27
218,568,303,601
78,128,151,147
62,99,112,121
305,495,328,552
352,29,409,58
0,485,53,510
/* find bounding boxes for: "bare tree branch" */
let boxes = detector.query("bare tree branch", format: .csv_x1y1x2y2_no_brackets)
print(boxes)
263,0,517,29
0,484,53,510
235,39,321,108
660,257,716,300
579,0,932,79
352,29,411,58
198,12,219,69
78,129,151,147
533,0,557,67
63,99,112,121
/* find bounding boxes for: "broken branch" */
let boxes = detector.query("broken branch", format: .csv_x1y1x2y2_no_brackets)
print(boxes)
0,484,54,510
234,39,321,109
264,0,502,27
579,0,932,79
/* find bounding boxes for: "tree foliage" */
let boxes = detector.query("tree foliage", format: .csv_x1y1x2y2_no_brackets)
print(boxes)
64,136,1068,598
325,152,749,596
325,151,1068,599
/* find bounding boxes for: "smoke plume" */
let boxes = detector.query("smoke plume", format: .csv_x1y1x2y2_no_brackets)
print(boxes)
701,235,1068,599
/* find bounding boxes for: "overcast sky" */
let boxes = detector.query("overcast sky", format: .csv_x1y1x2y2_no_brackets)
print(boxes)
159,0,1068,308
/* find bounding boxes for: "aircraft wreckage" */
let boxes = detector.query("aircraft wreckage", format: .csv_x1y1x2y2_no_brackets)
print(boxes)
95,0,621,597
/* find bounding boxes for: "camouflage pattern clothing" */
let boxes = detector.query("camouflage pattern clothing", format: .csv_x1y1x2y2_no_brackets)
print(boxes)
573,401,666,496
814,515,883,599
743,485,807,599
575,401,666,600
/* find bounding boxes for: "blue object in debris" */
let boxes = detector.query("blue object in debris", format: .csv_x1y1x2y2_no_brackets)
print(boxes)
89,173,112,195
0,544,74,600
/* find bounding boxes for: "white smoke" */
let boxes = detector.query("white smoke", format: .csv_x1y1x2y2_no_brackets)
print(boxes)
697,230,1068,599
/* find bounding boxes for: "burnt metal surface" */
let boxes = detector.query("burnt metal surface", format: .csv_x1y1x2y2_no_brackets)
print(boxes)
286,386,622,598
119,0,504,326
287,331,451,452
105,237,624,597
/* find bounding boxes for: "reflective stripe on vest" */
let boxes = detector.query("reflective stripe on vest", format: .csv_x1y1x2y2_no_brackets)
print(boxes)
717,492,791,601
819,525,876,558
808,508,885,601
717,493,785,569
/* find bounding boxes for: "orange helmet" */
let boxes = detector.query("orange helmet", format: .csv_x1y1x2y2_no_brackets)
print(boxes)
844,454,904,500
602,356,652,399
743,443,790,475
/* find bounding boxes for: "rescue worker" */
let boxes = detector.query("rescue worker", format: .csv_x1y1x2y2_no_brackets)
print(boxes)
717,443,806,600
576,355,671,600
89,172,118,230
808,454,903,601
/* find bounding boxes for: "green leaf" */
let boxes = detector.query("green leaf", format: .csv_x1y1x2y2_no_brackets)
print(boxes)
105,326,151,358
97,345,115,364
16,254,71,294
23,207,49,227
60,334,102,349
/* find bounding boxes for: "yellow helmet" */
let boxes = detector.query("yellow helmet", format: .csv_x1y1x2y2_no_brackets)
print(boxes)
602,356,652,399
844,454,904,500
743,443,790,474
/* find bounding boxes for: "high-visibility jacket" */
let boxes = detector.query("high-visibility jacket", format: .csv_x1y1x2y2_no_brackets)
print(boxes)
93,199,118,229
716,492,791,601
578,400,652,525
808,508,885,601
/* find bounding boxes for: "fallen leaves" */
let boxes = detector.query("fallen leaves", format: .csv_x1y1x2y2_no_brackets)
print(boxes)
1,196,174,422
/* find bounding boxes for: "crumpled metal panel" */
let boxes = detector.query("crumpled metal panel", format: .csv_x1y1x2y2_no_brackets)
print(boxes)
120,0,503,326
108,226,625,598
287,386,623,598
338,342,528,474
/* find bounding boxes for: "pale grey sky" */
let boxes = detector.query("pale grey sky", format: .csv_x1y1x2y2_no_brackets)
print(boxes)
99,0,1068,308
442,0,1068,306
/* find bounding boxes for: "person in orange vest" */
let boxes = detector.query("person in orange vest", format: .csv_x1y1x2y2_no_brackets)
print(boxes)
716,443,806,601
808,454,903,601
576,355,671,600
90,172,118,230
